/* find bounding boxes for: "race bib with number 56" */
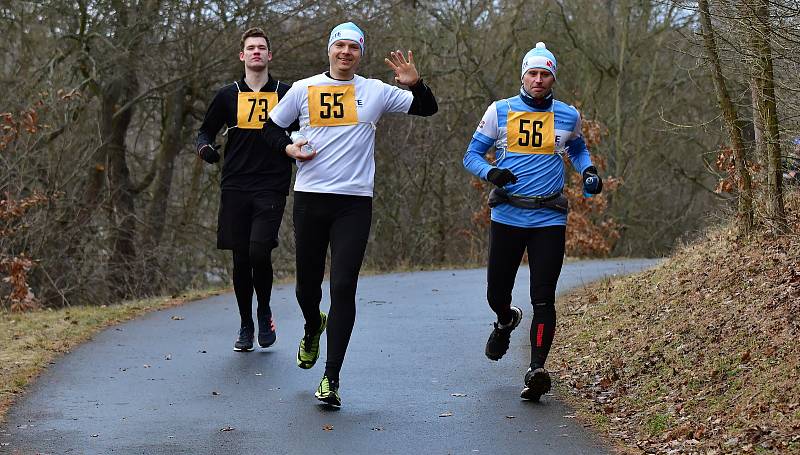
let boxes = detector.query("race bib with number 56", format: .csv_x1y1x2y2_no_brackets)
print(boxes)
307,85,358,127
237,92,278,129
506,111,555,154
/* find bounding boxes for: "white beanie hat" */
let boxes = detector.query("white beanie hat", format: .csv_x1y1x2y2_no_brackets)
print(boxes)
520,42,557,80
328,22,365,54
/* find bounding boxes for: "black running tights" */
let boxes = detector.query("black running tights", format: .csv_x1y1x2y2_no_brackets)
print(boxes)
293,191,372,382
232,241,275,330
487,221,565,369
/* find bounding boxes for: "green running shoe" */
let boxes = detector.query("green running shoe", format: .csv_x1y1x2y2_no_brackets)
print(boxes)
297,311,327,369
315,375,341,406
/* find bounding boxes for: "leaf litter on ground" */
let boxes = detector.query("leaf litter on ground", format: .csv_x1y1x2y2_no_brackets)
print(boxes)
551,195,800,454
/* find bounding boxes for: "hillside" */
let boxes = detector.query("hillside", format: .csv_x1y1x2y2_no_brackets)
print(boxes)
553,195,800,454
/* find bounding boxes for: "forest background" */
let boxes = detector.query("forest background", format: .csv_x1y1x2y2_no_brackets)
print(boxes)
2,0,798,309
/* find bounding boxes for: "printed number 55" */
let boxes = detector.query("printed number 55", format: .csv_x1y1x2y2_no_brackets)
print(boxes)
320,93,345,119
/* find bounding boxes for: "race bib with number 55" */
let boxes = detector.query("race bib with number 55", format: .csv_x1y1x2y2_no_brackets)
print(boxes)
307,85,358,127
237,92,278,129
506,111,555,154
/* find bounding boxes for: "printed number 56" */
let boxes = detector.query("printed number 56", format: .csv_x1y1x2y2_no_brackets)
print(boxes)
518,119,543,147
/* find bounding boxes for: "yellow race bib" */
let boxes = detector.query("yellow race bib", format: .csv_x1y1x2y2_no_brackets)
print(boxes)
506,111,555,154
308,85,358,127
236,92,278,129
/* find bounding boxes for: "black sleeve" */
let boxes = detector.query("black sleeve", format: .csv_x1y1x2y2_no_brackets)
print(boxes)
263,118,293,156
196,89,227,152
407,78,438,117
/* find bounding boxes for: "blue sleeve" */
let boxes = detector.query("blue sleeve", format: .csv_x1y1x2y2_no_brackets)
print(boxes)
566,135,593,174
463,132,495,180
564,109,593,174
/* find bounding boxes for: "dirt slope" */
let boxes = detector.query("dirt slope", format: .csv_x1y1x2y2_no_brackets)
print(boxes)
553,199,800,454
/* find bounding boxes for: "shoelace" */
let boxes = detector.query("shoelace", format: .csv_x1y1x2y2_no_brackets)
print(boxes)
302,334,314,350
319,378,330,393
320,378,338,394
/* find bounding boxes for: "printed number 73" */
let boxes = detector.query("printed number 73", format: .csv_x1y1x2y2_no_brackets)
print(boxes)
248,98,268,122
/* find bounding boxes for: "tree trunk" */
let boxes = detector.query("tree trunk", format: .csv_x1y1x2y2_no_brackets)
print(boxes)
102,0,160,297
742,0,785,229
698,0,753,234
104,73,139,298
613,0,630,179
145,83,188,247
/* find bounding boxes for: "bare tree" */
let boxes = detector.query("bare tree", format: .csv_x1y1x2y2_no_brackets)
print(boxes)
740,0,786,229
699,0,754,235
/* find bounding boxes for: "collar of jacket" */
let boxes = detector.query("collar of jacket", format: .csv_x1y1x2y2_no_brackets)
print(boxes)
519,87,553,110
238,73,277,92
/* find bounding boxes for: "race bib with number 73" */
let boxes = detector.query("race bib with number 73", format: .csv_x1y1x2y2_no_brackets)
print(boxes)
307,85,358,127
236,92,278,129
506,111,555,154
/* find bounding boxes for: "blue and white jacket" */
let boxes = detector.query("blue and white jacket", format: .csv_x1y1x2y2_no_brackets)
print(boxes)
463,91,593,228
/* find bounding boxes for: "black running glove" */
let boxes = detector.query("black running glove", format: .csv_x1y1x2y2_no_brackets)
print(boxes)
198,143,220,164
487,168,517,187
582,166,603,195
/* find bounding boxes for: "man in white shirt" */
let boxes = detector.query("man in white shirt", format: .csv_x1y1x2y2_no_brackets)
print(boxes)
264,21,437,406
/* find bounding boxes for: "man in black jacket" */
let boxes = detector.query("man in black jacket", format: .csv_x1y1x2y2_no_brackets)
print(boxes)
196,27,297,352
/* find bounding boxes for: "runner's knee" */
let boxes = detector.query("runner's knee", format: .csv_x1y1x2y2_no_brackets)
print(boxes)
330,278,358,304
232,248,250,270
248,241,273,270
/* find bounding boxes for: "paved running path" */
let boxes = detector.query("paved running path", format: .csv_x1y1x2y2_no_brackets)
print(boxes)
2,259,658,454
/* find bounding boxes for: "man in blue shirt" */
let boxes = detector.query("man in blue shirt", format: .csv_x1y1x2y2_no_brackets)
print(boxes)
463,42,603,401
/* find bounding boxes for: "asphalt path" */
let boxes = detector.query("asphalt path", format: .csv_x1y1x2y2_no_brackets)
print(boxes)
2,259,659,454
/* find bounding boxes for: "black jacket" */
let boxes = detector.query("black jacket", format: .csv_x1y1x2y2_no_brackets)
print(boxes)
197,75,298,194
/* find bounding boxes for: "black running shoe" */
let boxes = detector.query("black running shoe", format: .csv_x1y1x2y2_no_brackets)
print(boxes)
485,306,523,360
520,367,551,401
258,316,276,348
233,326,254,352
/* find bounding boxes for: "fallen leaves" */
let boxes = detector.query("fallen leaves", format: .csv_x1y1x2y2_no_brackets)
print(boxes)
740,350,751,363
550,222,800,454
